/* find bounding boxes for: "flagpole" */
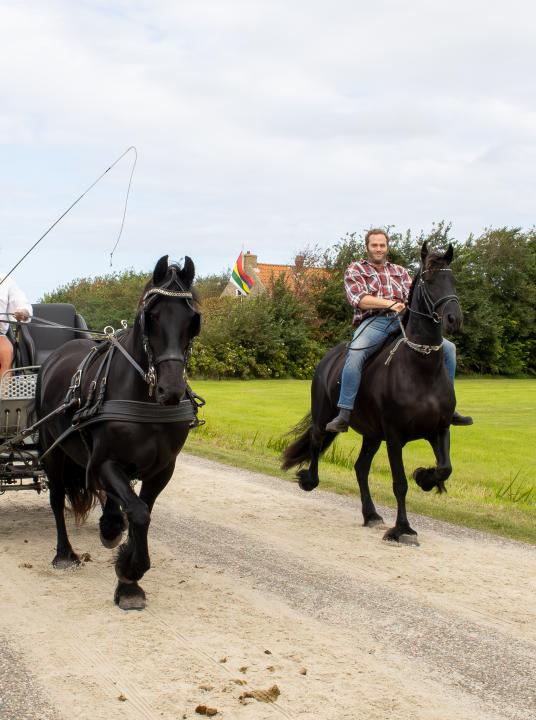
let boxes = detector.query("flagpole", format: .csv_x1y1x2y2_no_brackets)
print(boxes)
241,243,244,304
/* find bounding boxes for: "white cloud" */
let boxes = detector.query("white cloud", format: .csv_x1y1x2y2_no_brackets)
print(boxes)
0,0,535,301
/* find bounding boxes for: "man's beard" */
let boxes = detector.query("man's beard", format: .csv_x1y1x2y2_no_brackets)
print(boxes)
368,251,387,265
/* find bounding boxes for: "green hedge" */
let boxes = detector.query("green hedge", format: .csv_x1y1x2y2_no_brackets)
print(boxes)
43,224,536,378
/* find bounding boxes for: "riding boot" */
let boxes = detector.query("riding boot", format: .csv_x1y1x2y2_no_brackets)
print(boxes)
451,411,473,426
325,408,352,433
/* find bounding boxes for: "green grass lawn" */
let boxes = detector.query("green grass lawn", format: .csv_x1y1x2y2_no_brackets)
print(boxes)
185,378,536,545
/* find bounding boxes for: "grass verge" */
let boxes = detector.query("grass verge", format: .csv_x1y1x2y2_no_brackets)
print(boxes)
185,378,536,545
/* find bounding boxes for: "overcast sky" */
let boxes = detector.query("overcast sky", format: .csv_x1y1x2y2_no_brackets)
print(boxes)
1,0,534,301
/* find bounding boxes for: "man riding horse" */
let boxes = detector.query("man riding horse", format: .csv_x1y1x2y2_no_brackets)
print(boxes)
325,229,473,433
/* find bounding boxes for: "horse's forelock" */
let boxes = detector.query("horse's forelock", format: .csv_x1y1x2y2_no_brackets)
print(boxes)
423,252,448,274
137,265,200,312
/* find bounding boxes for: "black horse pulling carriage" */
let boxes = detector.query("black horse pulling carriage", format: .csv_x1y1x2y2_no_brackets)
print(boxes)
1,256,203,610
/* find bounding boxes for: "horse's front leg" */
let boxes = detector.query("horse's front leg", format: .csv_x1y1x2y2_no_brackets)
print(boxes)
99,494,127,549
90,459,152,610
413,427,452,493
383,435,419,545
138,461,176,513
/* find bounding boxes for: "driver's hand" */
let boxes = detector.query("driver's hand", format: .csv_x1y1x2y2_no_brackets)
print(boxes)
392,302,406,314
13,309,30,322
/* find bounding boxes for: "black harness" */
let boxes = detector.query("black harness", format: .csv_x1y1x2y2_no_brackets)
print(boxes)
38,267,204,459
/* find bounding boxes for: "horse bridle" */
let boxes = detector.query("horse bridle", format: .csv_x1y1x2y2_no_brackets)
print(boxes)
408,266,460,324
136,265,198,394
385,265,460,366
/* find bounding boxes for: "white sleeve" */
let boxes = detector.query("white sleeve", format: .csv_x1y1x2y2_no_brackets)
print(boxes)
6,276,33,319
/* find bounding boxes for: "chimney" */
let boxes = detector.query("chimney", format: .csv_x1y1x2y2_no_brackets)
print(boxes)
294,254,305,272
243,250,258,273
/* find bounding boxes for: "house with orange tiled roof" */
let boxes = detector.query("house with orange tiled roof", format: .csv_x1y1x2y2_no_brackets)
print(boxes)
221,251,327,298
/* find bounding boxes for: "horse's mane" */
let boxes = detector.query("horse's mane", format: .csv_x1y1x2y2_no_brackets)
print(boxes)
403,273,418,327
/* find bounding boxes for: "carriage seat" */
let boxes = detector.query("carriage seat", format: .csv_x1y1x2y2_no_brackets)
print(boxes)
15,303,92,368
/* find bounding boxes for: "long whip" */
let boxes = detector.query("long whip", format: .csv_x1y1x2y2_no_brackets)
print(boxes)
0,146,137,287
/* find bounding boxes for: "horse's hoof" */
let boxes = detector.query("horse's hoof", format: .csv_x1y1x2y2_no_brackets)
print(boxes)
100,531,124,549
114,582,146,611
382,528,419,546
99,514,127,548
117,594,146,611
364,514,384,528
296,469,318,492
52,554,80,569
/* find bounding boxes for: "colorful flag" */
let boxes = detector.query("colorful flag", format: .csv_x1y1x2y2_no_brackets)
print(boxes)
230,252,254,295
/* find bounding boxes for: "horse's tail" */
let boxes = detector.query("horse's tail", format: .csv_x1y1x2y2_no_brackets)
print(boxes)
36,364,99,524
281,413,337,491
64,478,99,524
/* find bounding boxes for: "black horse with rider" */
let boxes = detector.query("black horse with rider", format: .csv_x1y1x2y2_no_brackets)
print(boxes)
283,239,471,545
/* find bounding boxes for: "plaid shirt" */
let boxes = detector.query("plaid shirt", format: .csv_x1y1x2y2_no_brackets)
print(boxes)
344,259,412,327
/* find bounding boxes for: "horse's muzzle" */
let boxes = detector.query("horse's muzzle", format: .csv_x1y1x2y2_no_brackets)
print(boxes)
155,383,186,406
154,360,187,405
442,304,462,334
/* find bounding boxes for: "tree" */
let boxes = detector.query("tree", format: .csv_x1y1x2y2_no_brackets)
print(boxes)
41,225,536,377
451,228,536,374
42,270,149,331
194,271,230,300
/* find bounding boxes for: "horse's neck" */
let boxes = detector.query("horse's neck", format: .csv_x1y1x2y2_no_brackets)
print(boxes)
123,325,146,365
107,326,150,398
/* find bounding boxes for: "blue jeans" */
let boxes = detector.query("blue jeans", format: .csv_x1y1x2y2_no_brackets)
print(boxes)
337,316,456,410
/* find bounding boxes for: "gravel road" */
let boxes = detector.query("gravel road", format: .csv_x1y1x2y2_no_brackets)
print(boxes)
0,453,534,720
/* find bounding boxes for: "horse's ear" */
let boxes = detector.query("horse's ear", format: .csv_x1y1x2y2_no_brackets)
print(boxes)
153,256,169,285
179,256,195,287
421,242,428,262
443,243,454,264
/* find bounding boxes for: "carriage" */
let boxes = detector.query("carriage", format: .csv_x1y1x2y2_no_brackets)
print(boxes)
0,303,90,496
